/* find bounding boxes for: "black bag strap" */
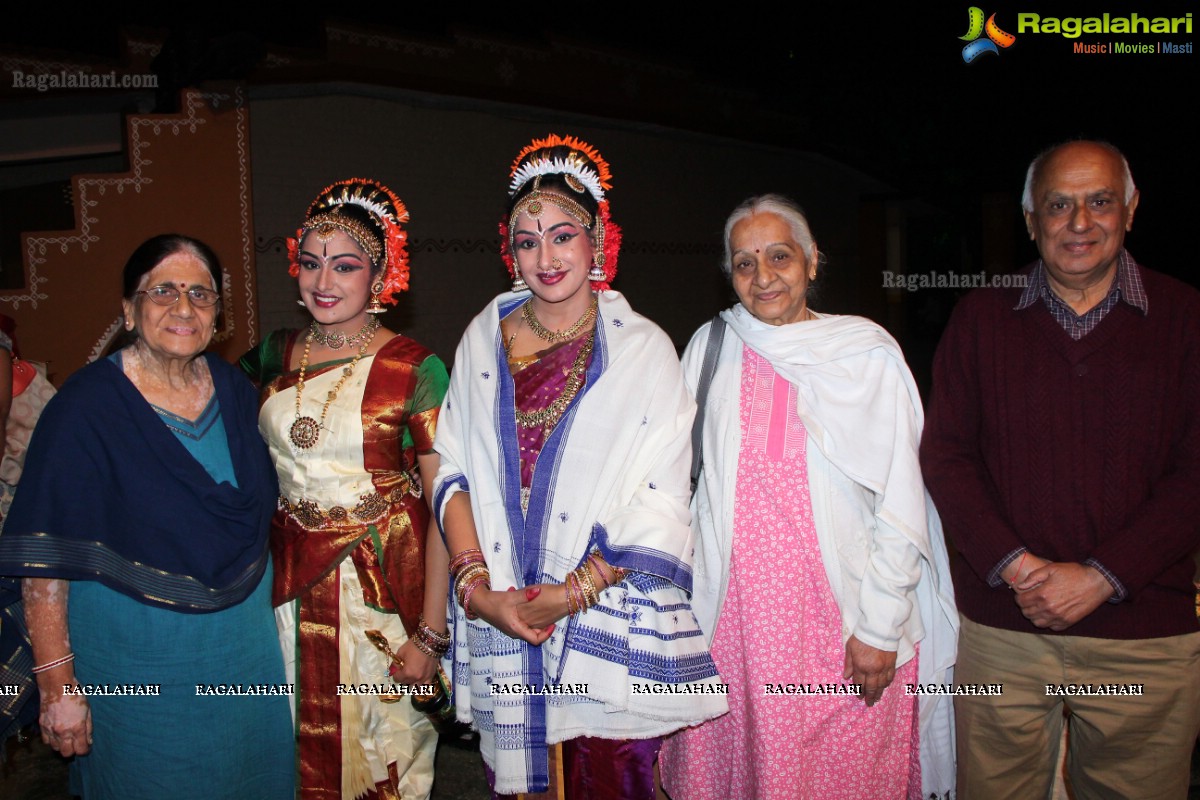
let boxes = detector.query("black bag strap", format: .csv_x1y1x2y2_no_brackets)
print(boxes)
690,315,726,494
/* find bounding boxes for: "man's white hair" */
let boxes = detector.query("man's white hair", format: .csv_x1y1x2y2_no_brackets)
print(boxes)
1021,140,1136,213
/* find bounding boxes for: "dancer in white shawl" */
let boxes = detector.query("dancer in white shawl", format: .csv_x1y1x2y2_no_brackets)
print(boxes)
659,194,959,800
433,135,726,798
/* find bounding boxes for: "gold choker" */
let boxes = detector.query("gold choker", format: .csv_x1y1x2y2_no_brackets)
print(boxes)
522,297,598,343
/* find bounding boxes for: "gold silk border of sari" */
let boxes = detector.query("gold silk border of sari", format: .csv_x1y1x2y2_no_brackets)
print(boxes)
360,336,440,635
297,568,342,800
269,333,440,634
270,510,369,605
270,333,443,797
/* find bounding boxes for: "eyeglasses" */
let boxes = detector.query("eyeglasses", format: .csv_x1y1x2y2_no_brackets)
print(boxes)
136,285,221,308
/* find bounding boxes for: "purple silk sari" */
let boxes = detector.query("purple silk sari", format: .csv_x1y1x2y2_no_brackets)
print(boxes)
511,335,588,487
489,738,662,800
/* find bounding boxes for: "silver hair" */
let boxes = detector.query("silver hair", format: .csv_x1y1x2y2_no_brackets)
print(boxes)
722,194,818,278
1021,140,1136,213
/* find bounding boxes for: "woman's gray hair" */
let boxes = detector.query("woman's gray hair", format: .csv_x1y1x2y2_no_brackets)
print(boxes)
722,194,818,278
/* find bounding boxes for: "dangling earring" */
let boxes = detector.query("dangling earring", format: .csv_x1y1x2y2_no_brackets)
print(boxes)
589,217,608,283
366,281,386,314
512,271,529,292
296,299,306,308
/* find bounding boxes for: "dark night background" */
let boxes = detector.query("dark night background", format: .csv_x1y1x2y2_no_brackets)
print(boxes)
0,6,1197,798
3,3,1196,328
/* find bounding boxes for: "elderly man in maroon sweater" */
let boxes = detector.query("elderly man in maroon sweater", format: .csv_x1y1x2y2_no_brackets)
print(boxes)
921,140,1200,799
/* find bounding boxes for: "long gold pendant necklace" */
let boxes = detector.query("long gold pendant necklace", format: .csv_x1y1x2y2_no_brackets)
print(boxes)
289,321,379,449
512,297,598,431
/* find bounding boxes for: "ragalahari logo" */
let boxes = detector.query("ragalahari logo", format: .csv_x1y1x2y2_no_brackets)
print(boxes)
960,7,1017,62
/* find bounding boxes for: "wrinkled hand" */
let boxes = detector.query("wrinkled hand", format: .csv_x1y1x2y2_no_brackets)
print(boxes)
389,639,438,686
514,585,570,630
40,684,92,756
1015,562,1114,631
843,636,897,707
1001,551,1052,589
471,587,553,646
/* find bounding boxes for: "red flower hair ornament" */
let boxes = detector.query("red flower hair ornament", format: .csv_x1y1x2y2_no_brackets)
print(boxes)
287,178,411,306
502,134,621,291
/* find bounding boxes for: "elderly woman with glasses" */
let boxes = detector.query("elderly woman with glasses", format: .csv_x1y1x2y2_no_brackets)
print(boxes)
0,235,292,799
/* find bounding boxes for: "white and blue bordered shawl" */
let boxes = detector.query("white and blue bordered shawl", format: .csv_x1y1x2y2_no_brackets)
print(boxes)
434,291,728,794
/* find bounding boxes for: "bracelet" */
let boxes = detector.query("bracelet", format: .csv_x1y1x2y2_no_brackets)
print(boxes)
410,637,441,659
565,571,583,616
460,575,490,620
451,549,490,619
577,562,599,610
587,553,627,586
586,553,611,584
1009,551,1028,589
455,571,489,608
449,548,485,575
412,615,451,659
564,559,607,617
454,564,491,603
454,562,490,586
417,615,451,647
32,653,75,674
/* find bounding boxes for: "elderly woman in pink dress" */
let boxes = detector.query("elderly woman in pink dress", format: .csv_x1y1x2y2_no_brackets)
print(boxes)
659,194,958,800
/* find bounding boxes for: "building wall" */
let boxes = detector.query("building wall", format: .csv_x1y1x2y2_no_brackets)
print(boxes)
249,84,894,365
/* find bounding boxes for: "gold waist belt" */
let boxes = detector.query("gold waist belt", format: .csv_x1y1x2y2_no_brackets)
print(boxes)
279,472,420,530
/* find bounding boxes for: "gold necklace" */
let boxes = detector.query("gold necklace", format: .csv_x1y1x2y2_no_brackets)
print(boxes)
289,325,378,449
521,296,598,343
308,316,380,350
513,328,595,431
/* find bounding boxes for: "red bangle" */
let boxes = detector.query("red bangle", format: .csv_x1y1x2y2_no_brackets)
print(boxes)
32,653,75,674
1009,551,1028,589
462,577,489,620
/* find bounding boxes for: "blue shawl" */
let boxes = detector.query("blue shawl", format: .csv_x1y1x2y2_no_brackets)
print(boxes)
0,353,275,612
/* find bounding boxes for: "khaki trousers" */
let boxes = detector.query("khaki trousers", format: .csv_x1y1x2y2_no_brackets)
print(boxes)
955,615,1200,800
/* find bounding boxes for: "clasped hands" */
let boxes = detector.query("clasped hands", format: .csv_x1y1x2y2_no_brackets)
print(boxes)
1002,552,1115,631
471,584,569,645
475,585,908,708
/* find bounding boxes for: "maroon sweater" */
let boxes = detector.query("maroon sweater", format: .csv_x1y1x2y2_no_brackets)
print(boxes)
920,262,1200,639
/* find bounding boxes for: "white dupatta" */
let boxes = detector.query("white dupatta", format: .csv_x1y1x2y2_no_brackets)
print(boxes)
434,291,727,794
685,305,959,799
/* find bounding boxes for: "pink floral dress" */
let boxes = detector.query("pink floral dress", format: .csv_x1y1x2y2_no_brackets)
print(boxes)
660,346,919,800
